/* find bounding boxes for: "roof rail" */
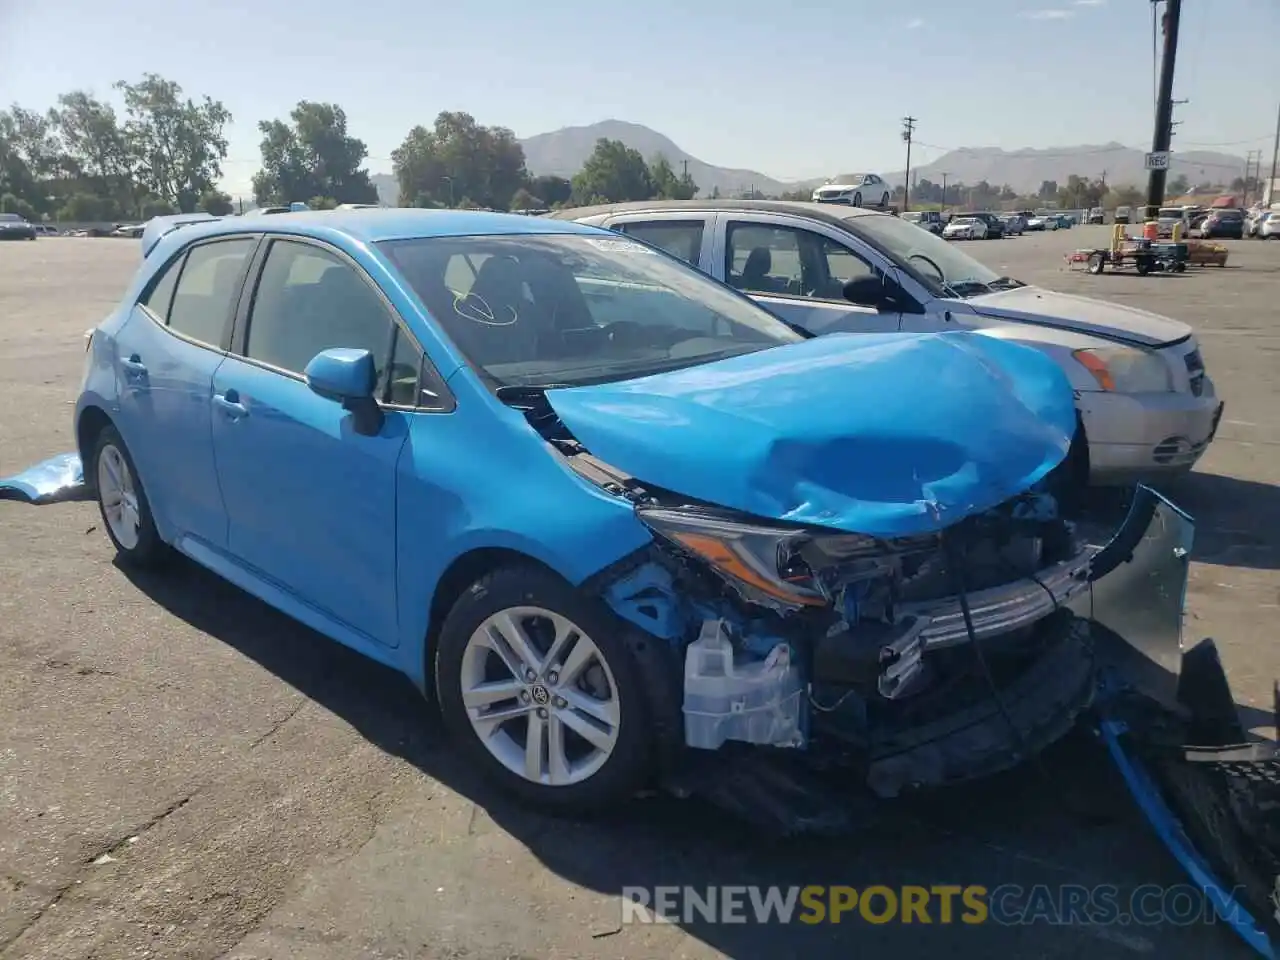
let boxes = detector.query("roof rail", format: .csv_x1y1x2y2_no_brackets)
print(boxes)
140,212,221,257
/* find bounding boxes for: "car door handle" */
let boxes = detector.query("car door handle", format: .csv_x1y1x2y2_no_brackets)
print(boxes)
120,354,148,377
212,390,248,419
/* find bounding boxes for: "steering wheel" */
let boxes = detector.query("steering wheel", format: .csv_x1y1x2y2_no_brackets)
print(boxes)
907,253,945,282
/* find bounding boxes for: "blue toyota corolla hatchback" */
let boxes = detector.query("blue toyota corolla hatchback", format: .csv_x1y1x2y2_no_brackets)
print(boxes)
77,208,1093,812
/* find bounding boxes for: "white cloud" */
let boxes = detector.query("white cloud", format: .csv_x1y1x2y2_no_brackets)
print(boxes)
906,17,924,28
1074,0,1106,6
1022,8,1075,19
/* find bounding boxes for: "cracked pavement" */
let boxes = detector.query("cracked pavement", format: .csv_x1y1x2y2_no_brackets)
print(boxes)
1,232,1278,959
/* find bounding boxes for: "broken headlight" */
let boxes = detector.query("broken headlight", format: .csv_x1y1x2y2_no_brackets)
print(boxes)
639,507,898,610
638,507,827,607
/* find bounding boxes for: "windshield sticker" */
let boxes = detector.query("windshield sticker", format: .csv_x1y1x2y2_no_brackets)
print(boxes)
454,293,518,326
583,237,657,254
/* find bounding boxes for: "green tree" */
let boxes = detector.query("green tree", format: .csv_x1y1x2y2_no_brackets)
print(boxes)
649,154,697,200
0,193,37,220
571,138,653,204
53,92,133,203
391,111,527,210
528,174,571,207
1168,174,1190,197
115,74,230,213
199,189,234,215
0,106,66,213
251,101,378,206
308,196,338,210
140,197,178,218
509,187,541,210
1104,184,1144,209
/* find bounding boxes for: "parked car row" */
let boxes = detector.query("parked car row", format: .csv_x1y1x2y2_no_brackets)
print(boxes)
73,205,1230,831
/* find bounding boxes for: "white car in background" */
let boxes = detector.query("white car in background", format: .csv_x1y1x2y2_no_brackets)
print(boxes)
811,173,892,208
554,199,1224,487
1026,214,1058,231
942,216,987,240
1260,212,1279,240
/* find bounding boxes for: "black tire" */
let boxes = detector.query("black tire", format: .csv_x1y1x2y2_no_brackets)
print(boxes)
1087,253,1105,275
1135,256,1152,276
434,564,657,813
881,193,890,208
853,192,862,207
91,425,168,567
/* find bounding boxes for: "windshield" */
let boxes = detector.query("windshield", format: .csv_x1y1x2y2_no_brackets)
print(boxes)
1158,208,1182,218
380,233,804,389
0,213,23,222
846,212,1008,299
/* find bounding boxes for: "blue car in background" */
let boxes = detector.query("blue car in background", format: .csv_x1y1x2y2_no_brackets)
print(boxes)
70,209,1234,823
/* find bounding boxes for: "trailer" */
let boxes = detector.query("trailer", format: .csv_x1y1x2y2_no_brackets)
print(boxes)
1065,235,1189,275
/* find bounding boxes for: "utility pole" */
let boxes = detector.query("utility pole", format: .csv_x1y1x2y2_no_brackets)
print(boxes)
1268,99,1280,208
941,172,949,212
901,116,917,212
1145,0,1182,222
681,159,689,179
1243,151,1257,207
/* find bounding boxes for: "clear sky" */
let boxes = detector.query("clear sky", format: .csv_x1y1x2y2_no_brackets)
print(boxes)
2,0,1276,196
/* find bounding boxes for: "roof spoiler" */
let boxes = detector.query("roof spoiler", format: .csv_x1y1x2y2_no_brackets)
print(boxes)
140,212,221,258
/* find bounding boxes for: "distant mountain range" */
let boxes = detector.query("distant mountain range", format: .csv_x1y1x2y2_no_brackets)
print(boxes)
885,142,1249,194
366,121,1249,205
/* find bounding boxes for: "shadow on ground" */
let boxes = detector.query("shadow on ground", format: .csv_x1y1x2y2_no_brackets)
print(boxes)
113,554,1262,959
1164,472,1280,571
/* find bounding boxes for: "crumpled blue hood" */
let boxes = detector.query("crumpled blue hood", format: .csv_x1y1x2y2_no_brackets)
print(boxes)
545,332,1077,537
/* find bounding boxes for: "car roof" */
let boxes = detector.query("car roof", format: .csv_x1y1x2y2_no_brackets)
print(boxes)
546,198,888,228
163,208,607,247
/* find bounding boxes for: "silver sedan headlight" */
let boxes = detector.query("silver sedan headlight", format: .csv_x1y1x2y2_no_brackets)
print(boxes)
1072,346,1173,393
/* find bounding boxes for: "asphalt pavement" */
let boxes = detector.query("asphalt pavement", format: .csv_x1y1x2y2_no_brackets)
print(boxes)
1,228,1278,960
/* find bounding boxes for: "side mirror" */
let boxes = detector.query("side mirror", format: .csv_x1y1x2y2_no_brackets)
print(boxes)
304,347,383,436
842,275,897,311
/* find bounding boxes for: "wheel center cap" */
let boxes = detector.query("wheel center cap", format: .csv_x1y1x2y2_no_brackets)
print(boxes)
530,684,551,706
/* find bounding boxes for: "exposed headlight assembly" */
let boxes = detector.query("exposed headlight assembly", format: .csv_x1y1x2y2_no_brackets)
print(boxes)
638,507,829,608
1072,346,1173,393
638,507,899,611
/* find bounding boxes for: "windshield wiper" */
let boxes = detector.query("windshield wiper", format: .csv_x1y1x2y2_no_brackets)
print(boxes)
945,280,993,298
986,275,1026,290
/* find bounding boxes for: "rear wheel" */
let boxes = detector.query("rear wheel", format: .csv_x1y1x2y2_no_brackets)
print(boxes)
1135,256,1153,276
434,565,655,813
880,193,890,208
852,192,862,207
92,426,167,567
1087,253,1106,275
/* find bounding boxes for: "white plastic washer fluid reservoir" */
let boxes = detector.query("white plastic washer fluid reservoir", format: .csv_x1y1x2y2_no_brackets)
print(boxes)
682,619,804,750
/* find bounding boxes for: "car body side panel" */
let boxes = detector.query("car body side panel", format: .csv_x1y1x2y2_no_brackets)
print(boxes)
110,308,229,548
210,355,405,647
392,385,654,689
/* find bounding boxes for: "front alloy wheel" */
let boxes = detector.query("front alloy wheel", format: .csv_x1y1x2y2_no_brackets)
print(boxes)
461,606,620,787
435,565,654,812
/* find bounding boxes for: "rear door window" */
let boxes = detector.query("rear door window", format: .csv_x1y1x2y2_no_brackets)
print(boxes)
167,239,257,346
613,220,706,265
